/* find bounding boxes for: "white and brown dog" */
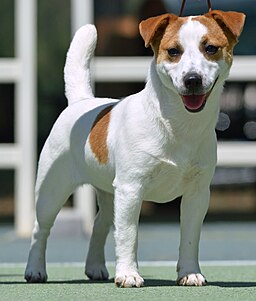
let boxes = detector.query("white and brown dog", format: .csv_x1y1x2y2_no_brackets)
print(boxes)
25,10,245,287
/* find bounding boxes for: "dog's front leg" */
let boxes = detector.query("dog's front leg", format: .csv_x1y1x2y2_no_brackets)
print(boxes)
177,187,210,286
114,185,144,288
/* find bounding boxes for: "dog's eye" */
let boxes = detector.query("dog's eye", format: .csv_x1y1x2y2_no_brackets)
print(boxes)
167,48,181,57
205,45,219,55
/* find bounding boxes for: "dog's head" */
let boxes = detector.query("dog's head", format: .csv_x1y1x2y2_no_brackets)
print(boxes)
139,10,245,113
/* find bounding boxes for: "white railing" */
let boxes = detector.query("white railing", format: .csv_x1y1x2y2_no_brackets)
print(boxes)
217,141,256,167
0,0,36,237
92,56,256,82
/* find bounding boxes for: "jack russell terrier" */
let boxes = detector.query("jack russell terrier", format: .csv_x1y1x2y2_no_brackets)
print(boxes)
25,10,245,287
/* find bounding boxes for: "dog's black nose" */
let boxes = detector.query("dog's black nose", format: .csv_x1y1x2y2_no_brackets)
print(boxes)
184,73,202,90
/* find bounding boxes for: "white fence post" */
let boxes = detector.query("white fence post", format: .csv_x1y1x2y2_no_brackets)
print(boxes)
14,0,37,237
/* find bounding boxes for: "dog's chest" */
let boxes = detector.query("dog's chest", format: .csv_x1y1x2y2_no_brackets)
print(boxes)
145,155,203,202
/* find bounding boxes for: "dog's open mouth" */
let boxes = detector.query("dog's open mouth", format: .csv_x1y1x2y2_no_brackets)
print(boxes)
181,94,207,113
181,77,219,113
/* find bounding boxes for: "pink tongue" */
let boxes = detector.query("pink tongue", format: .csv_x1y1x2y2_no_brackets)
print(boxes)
182,95,206,111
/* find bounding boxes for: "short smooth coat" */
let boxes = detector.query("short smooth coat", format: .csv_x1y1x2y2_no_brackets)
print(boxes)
25,10,245,287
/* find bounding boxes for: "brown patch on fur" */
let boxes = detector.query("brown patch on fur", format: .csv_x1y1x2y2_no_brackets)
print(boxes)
139,11,245,67
139,13,187,61
156,17,187,64
89,105,114,164
194,11,245,66
205,10,245,42
139,14,177,48
193,15,233,65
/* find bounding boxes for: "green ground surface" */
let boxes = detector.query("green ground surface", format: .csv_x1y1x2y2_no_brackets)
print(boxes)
0,264,255,301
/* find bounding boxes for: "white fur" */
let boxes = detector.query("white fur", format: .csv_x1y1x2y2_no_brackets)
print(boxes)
64,24,97,104
25,21,232,287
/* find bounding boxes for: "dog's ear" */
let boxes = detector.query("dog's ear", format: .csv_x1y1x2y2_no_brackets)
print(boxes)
205,10,246,44
139,13,178,48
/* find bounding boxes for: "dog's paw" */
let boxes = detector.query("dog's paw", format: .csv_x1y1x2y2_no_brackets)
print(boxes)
177,273,207,286
85,263,109,280
115,272,144,288
24,267,48,283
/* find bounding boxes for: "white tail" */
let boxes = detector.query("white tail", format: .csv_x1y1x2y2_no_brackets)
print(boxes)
64,24,97,105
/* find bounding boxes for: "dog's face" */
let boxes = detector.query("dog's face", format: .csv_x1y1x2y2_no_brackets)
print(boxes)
140,10,245,112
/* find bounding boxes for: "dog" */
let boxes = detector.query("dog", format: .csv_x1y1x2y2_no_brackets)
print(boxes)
25,10,245,287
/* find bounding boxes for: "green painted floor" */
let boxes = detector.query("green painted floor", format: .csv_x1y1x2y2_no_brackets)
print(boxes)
1,264,256,301
0,222,256,300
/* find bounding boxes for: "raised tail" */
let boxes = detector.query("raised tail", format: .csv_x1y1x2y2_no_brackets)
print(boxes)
64,24,97,105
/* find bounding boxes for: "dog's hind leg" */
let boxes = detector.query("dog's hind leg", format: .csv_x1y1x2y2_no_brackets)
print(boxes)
85,189,114,280
25,150,77,283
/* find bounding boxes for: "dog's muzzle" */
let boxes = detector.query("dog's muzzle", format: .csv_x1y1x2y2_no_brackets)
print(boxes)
181,73,218,113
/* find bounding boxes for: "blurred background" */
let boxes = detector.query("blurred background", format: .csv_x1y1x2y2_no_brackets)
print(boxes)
0,0,256,237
